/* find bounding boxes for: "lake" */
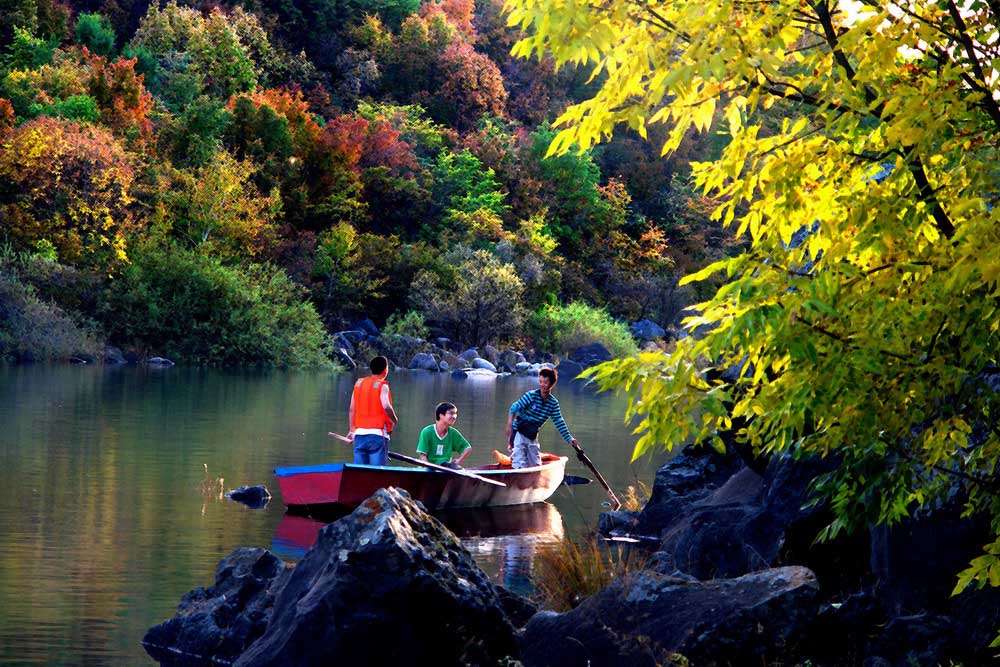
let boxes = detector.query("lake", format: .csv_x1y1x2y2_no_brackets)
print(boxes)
0,364,667,665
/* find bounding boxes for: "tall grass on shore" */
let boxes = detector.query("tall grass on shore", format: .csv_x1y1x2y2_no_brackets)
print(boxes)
533,532,649,611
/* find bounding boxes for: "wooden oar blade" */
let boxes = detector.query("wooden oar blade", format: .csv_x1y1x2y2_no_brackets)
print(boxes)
562,474,592,486
387,451,506,487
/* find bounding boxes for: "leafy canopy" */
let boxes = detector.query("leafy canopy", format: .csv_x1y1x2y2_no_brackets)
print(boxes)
505,0,1000,608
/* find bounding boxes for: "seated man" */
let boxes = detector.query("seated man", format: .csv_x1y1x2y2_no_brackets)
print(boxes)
417,402,471,469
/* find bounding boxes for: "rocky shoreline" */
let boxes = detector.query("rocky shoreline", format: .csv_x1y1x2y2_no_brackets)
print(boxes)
146,444,999,666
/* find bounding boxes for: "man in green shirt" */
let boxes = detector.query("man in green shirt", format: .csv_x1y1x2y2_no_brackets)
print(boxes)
416,402,472,468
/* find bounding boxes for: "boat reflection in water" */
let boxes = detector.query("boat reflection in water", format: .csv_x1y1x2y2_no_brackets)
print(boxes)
272,501,565,595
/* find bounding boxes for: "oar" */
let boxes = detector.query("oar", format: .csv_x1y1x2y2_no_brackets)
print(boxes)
386,451,506,487
570,441,622,510
562,474,592,486
328,433,506,488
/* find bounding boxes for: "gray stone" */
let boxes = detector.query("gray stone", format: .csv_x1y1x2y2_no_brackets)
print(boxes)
353,318,379,337
555,359,585,380
408,352,440,372
147,356,175,366
459,348,480,362
515,362,533,375
481,344,499,364
438,360,449,371
225,485,271,509
334,348,356,371
499,349,526,368
451,369,468,379
471,358,497,372
569,342,613,367
631,319,666,341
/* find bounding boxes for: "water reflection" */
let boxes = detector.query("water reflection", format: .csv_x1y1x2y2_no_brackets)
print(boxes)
271,502,565,595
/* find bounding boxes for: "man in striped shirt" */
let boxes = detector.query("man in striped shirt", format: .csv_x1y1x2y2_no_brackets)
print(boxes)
505,367,578,468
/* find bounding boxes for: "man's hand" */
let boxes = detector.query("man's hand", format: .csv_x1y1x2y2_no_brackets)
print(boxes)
570,438,580,449
347,430,355,442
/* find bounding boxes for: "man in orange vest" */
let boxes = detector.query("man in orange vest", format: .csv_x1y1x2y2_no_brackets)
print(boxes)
347,355,398,465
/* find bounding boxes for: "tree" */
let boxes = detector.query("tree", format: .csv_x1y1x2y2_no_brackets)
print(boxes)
412,248,524,346
74,13,116,57
0,116,136,269
507,0,1000,614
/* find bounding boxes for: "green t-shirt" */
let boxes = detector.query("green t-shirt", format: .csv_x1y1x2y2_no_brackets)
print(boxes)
416,424,471,465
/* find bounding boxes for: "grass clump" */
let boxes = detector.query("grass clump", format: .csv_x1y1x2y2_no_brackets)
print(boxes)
528,302,638,358
532,532,649,612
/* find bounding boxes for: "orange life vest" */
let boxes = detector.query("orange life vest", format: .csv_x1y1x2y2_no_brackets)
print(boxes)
353,375,392,430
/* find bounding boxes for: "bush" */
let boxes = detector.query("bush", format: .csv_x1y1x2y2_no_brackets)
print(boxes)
0,273,99,361
382,310,428,338
74,13,116,57
105,244,331,366
528,302,638,357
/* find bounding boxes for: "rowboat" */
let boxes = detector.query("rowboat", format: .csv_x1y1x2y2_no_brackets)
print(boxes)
274,456,568,510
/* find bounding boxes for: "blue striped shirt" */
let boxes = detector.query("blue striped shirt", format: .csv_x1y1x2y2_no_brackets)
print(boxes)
509,389,573,442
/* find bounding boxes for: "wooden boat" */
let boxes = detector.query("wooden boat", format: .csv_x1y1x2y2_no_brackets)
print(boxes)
274,456,568,510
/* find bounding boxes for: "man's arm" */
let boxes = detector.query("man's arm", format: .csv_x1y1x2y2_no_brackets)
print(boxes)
347,393,356,441
454,430,472,466
551,403,577,446
380,384,398,432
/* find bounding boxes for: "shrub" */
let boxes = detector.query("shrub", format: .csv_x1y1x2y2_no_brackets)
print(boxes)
74,13,116,57
528,302,638,358
382,310,428,338
0,273,99,362
105,243,331,366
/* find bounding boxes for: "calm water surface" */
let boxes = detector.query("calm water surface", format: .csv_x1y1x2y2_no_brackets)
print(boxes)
0,365,666,665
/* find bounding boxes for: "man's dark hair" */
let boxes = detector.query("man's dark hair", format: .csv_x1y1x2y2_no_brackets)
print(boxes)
539,367,558,386
370,356,389,374
435,402,456,420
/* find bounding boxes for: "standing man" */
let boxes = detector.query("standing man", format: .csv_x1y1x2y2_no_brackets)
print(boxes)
416,402,472,469
348,355,398,466
505,367,578,469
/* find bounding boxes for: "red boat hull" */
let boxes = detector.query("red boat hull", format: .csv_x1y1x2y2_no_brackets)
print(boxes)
274,457,567,509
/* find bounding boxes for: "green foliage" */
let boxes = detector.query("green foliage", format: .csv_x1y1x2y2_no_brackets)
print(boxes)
509,0,1000,631
0,272,99,362
382,310,427,339
312,222,388,320
106,243,331,366
28,93,99,122
528,301,637,358
74,13,116,57
4,26,56,71
412,248,524,346
431,149,507,219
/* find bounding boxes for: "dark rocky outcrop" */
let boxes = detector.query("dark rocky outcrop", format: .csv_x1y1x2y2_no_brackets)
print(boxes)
555,359,585,379
235,488,518,666
521,566,820,667
143,548,289,666
353,318,379,337
147,356,175,366
408,352,440,371
569,342,613,368
104,345,126,364
148,488,521,666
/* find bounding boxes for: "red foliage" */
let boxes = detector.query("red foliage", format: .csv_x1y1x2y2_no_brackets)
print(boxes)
0,99,14,134
437,41,507,130
321,115,368,173
86,51,155,150
435,0,475,40
360,120,419,176
236,88,324,155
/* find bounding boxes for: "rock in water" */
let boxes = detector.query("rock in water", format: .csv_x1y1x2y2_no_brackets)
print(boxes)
225,485,271,509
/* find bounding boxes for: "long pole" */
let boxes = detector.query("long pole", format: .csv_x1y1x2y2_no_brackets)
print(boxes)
328,432,506,488
571,441,621,510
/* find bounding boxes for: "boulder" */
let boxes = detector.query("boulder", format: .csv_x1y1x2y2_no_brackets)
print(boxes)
555,359,585,380
104,346,126,365
147,356,175,366
353,318,379,337
143,548,289,666
481,344,499,364
568,342,613,368
515,361,533,375
337,329,367,345
471,358,497,372
459,348,480,362
438,360,450,371
631,319,666,341
408,352,440,372
451,369,468,379
331,333,355,356
499,349,526,368
520,566,820,667
234,488,519,666
431,337,456,351
333,347,356,371
225,485,271,509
